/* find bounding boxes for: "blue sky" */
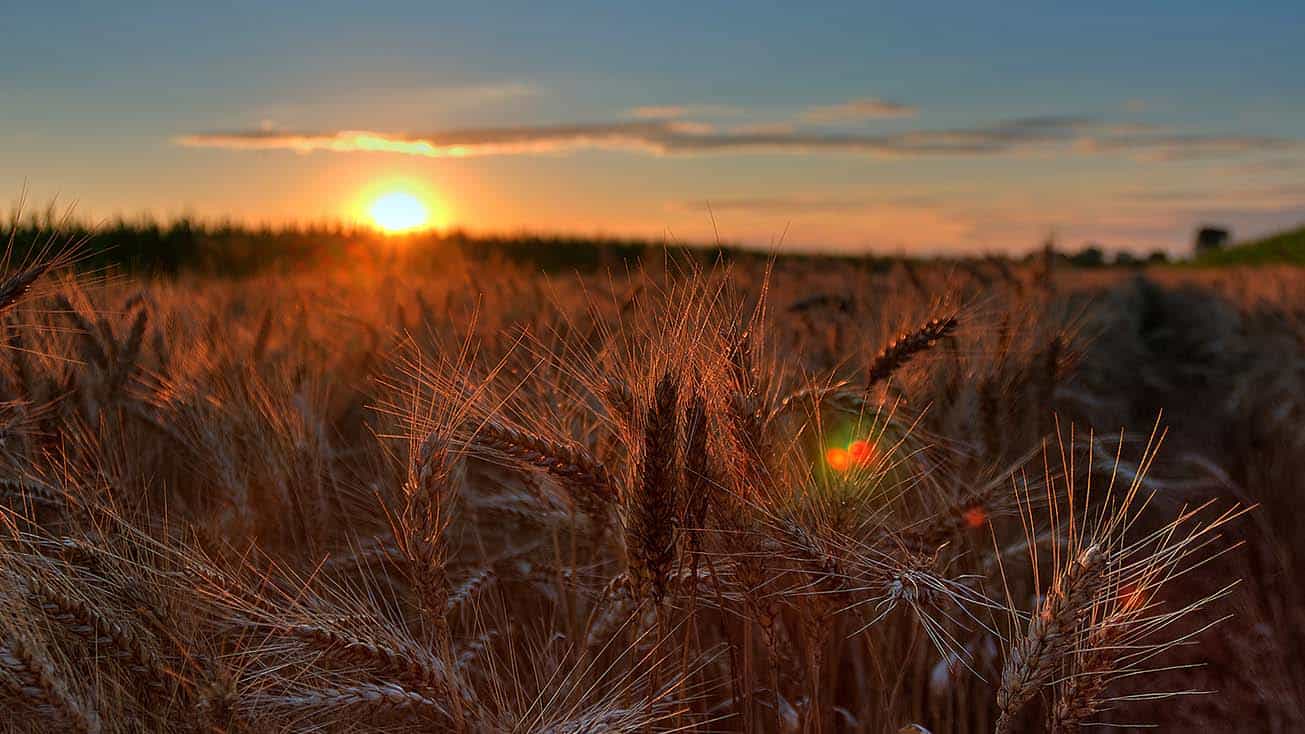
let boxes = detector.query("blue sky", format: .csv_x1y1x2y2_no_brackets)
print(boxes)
3,2,1303,253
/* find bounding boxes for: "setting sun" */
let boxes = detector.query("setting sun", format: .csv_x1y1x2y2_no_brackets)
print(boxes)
368,191,430,233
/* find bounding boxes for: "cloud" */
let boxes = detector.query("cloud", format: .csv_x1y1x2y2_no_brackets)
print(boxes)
177,122,676,157
727,122,797,135
1116,182,1305,211
1220,157,1305,175
177,116,1298,161
628,105,689,120
800,97,918,123
625,104,743,119
176,115,1089,158
1078,132,1298,160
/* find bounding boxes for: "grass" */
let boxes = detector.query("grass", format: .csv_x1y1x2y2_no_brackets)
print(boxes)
1194,224,1305,266
0,231,1299,732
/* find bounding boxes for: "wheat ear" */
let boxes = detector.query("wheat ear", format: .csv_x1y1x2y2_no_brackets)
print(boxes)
996,544,1105,733
867,315,958,388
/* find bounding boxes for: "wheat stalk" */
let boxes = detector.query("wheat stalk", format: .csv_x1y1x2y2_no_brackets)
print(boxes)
0,635,100,734
867,315,958,388
475,419,616,511
625,371,680,606
996,544,1105,734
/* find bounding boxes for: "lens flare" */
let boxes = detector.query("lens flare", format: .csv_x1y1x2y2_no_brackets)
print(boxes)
1119,582,1146,612
962,505,988,529
828,437,880,473
826,447,851,472
848,439,874,467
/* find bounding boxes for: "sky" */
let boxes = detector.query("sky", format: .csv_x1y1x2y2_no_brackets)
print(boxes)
3,2,1304,255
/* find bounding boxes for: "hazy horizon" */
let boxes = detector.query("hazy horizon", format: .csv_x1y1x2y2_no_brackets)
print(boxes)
5,2,1303,255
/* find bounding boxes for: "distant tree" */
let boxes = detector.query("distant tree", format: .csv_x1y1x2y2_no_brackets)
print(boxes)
1069,244,1105,267
1114,251,1140,266
1194,226,1230,253
1147,250,1170,264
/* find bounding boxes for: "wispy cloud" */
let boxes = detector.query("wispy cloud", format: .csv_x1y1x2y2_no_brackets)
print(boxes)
1219,157,1305,175
627,105,688,120
178,122,676,157
1117,182,1305,211
625,104,742,120
727,122,797,135
1077,132,1299,160
177,116,1298,161
800,97,918,123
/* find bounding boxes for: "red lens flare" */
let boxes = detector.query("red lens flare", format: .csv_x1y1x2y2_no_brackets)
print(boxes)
1119,582,1146,612
848,439,874,466
826,447,851,472
962,505,988,529
828,437,879,473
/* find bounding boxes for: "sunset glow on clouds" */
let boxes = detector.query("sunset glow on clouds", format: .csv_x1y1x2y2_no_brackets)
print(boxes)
800,97,918,123
4,2,1304,254
176,116,1298,161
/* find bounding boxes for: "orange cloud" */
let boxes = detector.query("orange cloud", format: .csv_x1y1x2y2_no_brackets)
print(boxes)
801,97,918,123
625,104,743,119
628,105,689,119
176,117,1298,161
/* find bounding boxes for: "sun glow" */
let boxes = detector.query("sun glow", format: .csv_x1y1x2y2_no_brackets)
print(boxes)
368,191,431,233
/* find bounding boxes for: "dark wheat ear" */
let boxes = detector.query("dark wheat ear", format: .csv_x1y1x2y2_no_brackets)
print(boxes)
25,577,177,708
866,314,958,388
474,419,616,510
0,633,100,734
0,230,83,318
600,375,636,430
252,307,274,361
53,294,109,368
626,371,680,606
0,260,58,318
399,434,455,623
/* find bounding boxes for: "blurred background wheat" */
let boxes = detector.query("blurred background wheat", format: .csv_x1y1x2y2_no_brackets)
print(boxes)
0,230,1300,733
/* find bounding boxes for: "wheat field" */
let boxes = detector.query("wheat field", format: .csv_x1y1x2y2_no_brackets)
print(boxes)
0,239,1301,733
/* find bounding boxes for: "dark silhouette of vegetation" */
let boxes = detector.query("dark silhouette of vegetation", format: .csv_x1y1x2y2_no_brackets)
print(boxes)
1194,225,1231,253
19,210,1289,278
5,214,903,277
1194,224,1305,266
1067,244,1106,267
